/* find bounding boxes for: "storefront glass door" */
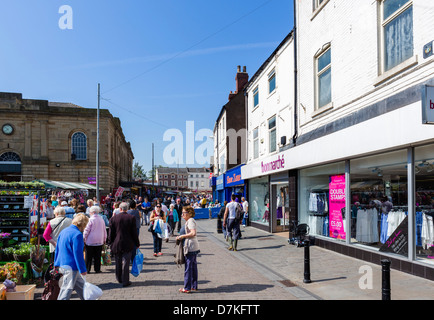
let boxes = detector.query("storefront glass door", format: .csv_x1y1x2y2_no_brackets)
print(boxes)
271,183,290,232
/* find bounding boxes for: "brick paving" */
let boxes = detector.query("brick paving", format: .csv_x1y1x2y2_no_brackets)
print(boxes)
33,218,434,301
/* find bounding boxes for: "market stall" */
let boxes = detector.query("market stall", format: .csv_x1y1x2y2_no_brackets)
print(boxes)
0,181,47,298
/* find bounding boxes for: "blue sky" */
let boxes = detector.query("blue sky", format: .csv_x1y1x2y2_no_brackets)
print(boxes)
0,0,293,174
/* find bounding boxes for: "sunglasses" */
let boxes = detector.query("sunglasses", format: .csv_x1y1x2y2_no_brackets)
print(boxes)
156,205,161,208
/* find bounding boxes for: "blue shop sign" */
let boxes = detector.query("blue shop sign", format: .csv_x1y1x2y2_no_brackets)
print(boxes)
216,175,224,190
225,165,244,187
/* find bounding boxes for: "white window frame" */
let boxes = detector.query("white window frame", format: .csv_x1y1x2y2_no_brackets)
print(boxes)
268,69,276,94
268,116,277,153
376,0,416,84
253,86,259,108
314,44,332,112
253,127,259,159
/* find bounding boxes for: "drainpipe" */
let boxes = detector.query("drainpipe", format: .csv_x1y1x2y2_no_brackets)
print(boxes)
292,0,298,146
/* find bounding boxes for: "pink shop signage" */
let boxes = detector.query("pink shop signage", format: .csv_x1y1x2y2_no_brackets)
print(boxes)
261,155,285,174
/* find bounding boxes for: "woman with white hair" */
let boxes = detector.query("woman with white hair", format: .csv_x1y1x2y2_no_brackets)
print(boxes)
43,206,73,259
83,206,107,273
55,213,89,300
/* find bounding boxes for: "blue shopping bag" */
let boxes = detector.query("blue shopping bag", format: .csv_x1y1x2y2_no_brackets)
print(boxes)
131,249,143,277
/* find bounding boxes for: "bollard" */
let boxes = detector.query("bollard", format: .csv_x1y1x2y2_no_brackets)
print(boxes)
303,239,311,283
381,259,391,300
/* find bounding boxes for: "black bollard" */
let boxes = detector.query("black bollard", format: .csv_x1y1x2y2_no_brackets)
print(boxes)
303,239,311,283
381,259,391,300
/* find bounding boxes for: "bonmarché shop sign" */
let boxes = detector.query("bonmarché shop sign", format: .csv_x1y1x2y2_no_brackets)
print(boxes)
261,155,285,174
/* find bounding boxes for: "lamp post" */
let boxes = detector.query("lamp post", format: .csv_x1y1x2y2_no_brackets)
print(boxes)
96,83,100,202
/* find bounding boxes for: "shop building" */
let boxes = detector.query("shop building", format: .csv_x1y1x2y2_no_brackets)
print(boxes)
243,31,295,233
243,0,434,279
212,66,249,202
0,92,134,195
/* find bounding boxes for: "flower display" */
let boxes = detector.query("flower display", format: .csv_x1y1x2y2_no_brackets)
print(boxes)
0,262,23,283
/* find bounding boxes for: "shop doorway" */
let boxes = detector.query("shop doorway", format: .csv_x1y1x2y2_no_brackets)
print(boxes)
271,182,290,232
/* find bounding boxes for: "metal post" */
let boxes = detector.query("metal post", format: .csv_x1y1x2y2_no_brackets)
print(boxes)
381,259,391,300
96,83,100,203
303,239,311,283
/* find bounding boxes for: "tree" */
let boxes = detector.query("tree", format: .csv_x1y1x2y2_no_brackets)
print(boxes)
133,162,148,180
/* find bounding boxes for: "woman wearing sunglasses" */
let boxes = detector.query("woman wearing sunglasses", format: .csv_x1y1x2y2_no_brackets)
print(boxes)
149,203,166,257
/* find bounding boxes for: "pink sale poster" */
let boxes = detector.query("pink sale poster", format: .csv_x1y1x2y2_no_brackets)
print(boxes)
329,174,346,240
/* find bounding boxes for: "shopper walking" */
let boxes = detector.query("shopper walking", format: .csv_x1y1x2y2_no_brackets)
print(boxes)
241,197,249,227
109,202,140,287
218,201,228,239
176,206,200,293
83,206,107,273
54,213,89,300
141,197,152,225
149,203,166,256
167,203,179,237
43,206,73,260
174,198,183,234
223,194,242,251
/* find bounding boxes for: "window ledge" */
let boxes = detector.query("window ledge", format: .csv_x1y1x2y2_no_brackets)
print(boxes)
312,102,333,118
267,88,277,99
311,0,331,20
374,55,418,86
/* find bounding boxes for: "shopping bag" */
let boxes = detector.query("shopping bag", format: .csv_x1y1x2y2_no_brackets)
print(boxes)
82,276,103,300
131,249,143,277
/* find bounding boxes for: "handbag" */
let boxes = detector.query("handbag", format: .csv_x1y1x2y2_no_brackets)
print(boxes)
174,239,185,267
131,249,143,277
42,279,61,300
42,263,63,301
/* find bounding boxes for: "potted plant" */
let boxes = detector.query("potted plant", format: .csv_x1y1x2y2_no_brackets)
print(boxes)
12,243,33,262
2,247,14,261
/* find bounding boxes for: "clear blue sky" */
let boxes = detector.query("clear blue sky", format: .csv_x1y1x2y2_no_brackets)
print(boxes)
0,0,293,174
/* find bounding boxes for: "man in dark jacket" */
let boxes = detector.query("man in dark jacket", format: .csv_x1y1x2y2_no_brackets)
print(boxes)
109,202,140,287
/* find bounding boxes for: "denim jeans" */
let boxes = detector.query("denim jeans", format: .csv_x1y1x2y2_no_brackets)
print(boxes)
57,269,85,300
227,218,241,240
152,232,162,253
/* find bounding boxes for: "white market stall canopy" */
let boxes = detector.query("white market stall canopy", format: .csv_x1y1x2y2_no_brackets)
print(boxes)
38,179,103,190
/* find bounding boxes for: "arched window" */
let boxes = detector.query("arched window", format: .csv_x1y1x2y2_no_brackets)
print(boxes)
71,132,87,160
0,152,21,162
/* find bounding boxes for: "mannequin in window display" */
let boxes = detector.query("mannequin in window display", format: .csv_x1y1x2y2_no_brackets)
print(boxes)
276,189,283,220
262,203,269,222
252,197,259,222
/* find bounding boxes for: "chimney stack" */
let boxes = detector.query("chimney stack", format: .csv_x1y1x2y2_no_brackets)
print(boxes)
236,65,248,92
229,65,249,101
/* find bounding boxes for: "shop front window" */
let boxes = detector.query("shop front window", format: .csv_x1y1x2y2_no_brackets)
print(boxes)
415,144,434,265
350,149,408,257
249,176,269,226
299,162,346,240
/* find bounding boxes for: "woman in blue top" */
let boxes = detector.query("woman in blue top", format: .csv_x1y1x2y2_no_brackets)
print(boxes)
54,213,89,300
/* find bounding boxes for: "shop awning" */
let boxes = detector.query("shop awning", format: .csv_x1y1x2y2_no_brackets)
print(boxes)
38,179,103,190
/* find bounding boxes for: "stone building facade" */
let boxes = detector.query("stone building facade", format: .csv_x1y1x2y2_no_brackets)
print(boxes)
0,92,134,194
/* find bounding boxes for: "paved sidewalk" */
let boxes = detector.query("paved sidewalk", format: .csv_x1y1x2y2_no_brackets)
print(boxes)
34,218,434,300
